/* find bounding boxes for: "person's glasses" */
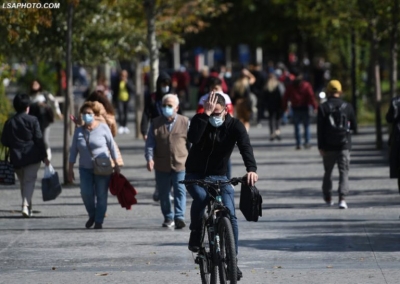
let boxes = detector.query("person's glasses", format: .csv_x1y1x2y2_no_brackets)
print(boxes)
211,110,225,117
162,104,173,108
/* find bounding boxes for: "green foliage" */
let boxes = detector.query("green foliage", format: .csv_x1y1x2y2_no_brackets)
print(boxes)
17,62,58,95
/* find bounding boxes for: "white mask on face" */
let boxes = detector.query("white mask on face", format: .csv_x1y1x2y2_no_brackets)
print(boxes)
161,86,170,94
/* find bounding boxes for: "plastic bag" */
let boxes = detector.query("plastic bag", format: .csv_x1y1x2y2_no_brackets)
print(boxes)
41,164,62,201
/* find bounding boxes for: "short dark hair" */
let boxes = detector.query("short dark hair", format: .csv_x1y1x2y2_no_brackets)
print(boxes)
13,93,31,113
207,76,222,89
215,93,226,107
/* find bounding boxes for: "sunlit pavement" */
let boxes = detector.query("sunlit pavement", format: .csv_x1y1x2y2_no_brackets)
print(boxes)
1,116,399,284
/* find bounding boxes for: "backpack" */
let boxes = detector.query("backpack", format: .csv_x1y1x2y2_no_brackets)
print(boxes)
324,102,348,147
239,182,263,222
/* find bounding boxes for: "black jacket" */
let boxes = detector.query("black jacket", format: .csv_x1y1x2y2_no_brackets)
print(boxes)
140,72,173,136
1,112,47,168
317,97,357,151
185,113,257,176
386,96,400,178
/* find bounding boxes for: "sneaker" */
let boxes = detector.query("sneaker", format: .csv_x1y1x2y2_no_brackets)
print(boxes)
324,196,334,206
22,206,29,218
339,199,348,209
237,266,243,281
124,127,130,134
175,219,186,229
296,146,301,150
162,219,175,228
275,135,281,141
188,230,201,252
118,126,124,134
153,189,160,202
85,217,95,229
304,143,312,149
94,223,103,229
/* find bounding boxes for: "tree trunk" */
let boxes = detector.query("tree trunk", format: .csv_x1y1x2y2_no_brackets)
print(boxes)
134,58,144,139
145,0,158,94
63,4,74,184
372,29,383,149
350,29,358,133
390,0,399,98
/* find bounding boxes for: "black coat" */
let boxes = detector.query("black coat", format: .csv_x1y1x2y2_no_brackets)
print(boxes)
185,113,257,176
1,112,47,168
386,96,400,178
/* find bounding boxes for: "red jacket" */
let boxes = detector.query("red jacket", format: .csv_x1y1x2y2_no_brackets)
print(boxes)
283,80,318,110
109,173,137,210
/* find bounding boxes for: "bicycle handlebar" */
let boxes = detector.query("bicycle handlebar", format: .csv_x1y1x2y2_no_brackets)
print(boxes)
179,177,245,187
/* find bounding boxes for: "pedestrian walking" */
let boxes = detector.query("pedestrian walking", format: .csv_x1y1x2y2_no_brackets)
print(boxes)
1,93,50,217
317,80,357,209
185,92,258,280
145,94,189,229
113,70,134,134
283,69,318,149
28,79,62,160
230,69,256,131
385,95,400,193
68,101,120,229
264,72,284,141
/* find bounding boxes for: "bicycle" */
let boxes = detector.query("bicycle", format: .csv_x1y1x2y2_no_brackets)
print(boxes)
180,177,244,284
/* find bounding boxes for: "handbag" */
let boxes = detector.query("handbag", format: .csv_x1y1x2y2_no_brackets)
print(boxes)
239,181,263,222
84,130,113,176
41,164,62,201
0,147,15,185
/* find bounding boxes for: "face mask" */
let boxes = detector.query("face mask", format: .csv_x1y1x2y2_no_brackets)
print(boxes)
209,115,224,127
161,86,170,94
82,114,94,124
162,106,174,118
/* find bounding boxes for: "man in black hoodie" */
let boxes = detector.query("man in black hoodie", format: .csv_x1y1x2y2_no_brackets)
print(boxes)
317,80,357,209
140,72,173,139
185,92,258,280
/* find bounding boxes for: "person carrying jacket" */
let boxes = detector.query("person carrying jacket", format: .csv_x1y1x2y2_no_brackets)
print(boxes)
317,80,357,209
184,92,258,281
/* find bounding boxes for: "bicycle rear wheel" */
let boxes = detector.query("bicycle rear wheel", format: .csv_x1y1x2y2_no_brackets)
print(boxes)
199,215,217,284
217,217,237,284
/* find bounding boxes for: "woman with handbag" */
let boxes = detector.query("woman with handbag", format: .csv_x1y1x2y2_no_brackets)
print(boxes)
68,101,120,229
1,93,50,217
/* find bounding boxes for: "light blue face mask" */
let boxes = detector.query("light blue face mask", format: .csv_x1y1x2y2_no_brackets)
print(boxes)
162,106,174,118
161,86,170,94
209,115,224,127
82,114,94,124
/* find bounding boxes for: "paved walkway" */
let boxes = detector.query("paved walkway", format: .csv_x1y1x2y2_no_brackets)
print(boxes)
0,117,399,284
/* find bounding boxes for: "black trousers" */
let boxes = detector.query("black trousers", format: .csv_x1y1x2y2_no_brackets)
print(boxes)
117,101,129,127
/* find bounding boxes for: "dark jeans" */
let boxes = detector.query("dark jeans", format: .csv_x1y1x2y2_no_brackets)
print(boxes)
117,100,129,127
268,109,281,135
322,150,350,199
185,173,239,254
292,109,310,147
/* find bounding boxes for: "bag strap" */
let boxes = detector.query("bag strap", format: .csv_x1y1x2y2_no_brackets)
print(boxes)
83,130,95,159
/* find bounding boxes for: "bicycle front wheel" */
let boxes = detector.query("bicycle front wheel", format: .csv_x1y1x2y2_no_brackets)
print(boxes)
217,217,237,284
199,215,217,284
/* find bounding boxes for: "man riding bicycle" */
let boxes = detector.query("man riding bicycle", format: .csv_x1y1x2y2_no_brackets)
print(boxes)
185,92,258,280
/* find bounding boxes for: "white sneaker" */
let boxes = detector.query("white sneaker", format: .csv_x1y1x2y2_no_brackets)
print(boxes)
124,127,130,134
22,206,29,218
338,200,348,209
118,126,124,134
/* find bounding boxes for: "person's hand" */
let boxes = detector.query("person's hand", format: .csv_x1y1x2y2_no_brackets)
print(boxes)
114,164,121,175
204,91,218,116
147,160,154,172
319,149,325,157
68,169,75,183
245,172,258,186
143,134,148,140
43,158,50,166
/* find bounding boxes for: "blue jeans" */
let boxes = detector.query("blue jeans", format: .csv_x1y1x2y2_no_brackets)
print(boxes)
185,173,239,254
79,168,111,224
155,170,186,221
292,109,311,147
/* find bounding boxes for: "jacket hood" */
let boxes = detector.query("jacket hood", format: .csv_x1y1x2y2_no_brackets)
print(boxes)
155,72,172,99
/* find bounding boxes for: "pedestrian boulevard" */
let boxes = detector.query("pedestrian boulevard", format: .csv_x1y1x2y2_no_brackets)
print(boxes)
1,120,399,284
